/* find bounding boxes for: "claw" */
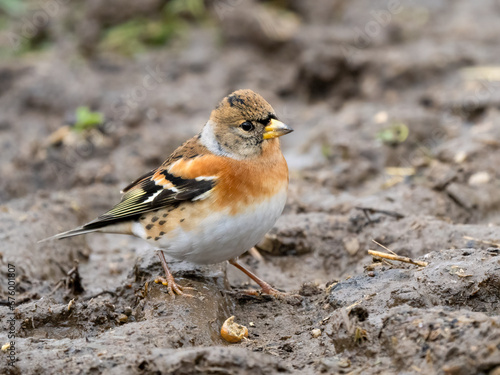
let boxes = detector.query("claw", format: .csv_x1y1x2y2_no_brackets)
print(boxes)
154,276,195,297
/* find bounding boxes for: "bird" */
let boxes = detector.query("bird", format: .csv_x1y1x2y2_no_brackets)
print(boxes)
45,89,293,297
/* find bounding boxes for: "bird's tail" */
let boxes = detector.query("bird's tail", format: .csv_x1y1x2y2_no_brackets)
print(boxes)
38,226,100,243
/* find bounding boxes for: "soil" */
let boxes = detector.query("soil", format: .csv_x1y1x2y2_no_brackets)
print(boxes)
1,0,500,374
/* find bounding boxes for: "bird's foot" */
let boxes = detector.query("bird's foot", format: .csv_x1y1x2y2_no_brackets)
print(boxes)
228,258,302,303
154,276,195,297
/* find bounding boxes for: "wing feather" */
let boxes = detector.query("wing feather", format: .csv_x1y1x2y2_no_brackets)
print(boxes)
84,166,216,230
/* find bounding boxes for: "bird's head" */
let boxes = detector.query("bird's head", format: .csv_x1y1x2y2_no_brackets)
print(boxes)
201,89,293,159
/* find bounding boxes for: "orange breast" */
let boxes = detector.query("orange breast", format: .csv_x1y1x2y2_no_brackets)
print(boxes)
169,139,288,215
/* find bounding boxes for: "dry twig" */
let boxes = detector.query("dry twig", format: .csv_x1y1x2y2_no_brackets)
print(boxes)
368,250,428,267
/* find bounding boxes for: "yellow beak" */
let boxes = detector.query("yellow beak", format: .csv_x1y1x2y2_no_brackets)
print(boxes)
263,119,293,139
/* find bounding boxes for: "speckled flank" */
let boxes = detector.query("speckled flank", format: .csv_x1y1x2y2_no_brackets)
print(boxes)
140,199,214,243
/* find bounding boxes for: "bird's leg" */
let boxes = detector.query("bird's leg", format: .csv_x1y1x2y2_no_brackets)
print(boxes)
154,250,194,297
228,258,286,298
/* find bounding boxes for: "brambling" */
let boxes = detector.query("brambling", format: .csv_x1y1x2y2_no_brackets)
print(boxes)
47,89,293,297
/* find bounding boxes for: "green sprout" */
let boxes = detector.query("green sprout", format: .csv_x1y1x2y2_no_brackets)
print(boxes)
376,122,409,145
73,106,104,132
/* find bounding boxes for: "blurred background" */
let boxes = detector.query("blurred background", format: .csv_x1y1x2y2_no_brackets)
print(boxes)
1,1,500,374
1,0,500,207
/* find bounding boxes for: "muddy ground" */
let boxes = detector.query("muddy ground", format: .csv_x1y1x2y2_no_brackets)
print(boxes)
1,0,500,374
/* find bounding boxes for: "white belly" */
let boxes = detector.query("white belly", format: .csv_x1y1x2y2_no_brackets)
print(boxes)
156,189,287,264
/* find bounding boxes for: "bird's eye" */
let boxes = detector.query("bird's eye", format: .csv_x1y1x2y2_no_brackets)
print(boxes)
240,122,255,132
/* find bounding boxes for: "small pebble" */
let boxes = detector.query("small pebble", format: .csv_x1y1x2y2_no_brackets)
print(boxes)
374,111,388,124
468,171,490,186
454,151,467,163
343,237,359,255
311,328,321,338
118,314,128,323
